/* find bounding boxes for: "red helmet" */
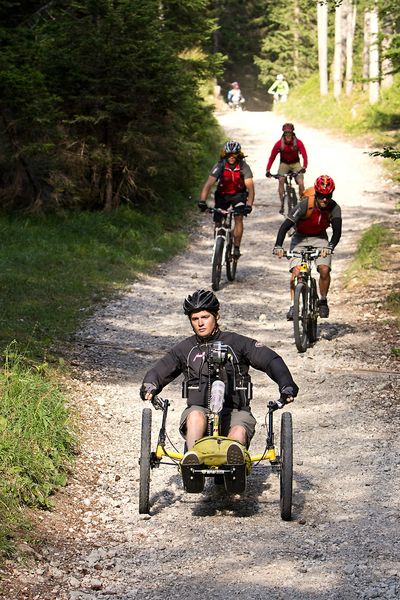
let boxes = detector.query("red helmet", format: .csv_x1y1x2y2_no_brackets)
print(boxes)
282,122,294,133
314,175,335,195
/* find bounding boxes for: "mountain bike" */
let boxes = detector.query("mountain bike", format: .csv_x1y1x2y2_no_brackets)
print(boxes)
139,393,293,520
284,247,322,352
209,205,244,291
271,171,302,215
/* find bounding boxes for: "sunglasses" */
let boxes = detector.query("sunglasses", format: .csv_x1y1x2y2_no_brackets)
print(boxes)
316,194,332,201
226,152,239,158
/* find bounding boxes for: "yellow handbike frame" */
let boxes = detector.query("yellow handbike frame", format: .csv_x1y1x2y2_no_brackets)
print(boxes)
139,396,293,519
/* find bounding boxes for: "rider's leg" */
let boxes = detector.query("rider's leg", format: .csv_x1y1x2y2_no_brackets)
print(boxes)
233,214,244,248
295,173,305,197
227,425,247,446
317,265,331,298
185,409,208,450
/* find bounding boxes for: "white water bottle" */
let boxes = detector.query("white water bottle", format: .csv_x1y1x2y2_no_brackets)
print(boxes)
210,380,225,414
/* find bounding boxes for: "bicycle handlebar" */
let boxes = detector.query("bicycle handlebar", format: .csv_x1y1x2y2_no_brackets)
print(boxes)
269,170,303,180
284,248,322,260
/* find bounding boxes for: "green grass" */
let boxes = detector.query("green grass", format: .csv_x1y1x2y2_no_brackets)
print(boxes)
0,207,190,356
0,345,75,554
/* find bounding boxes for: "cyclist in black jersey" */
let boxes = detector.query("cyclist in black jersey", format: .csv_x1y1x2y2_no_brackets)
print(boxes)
140,290,298,487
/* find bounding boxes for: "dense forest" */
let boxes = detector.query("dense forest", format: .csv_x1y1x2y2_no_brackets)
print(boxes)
0,0,399,213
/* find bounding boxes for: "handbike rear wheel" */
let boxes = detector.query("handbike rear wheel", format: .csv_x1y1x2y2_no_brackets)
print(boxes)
212,237,224,291
280,412,293,521
293,281,308,353
139,408,152,514
226,237,237,281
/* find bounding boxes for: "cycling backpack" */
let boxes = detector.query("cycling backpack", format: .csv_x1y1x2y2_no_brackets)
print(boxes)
302,187,315,219
280,134,298,153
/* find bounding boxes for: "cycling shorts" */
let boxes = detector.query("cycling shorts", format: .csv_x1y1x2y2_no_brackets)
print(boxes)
213,191,248,223
278,162,302,176
179,405,256,445
289,235,332,270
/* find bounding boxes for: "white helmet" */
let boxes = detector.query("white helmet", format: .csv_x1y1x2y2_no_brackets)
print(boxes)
276,74,284,80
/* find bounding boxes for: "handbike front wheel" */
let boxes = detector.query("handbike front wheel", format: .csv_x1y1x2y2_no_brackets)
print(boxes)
212,237,224,291
280,412,293,521
226,237,237,281
293,282,308,353
139,407,152,514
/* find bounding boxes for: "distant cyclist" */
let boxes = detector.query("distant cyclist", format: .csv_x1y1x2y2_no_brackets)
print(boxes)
266,122,308,214
268,74,289,104
227,81,245,110
273,175,342,321
198,141,254,259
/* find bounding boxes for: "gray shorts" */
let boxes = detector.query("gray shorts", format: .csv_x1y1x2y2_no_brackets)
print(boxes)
289,235,332,270
179,405,257,445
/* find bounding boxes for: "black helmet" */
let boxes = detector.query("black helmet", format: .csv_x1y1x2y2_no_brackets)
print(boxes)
183,289,220,316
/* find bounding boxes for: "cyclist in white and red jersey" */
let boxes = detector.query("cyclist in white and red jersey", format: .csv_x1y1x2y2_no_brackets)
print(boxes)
266,123,308,214
198,141,255,259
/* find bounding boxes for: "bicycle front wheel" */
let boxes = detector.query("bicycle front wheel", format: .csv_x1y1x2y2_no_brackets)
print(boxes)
280,412,293,521
226,237,237,281
288,187,298,211
212,237,224,291
293,281,308,352
139,408,152,514
307,278,318,344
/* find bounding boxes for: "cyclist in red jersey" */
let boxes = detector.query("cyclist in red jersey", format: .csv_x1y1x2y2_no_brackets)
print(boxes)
266,123,308,214
273,175,342,321
198,141,255,259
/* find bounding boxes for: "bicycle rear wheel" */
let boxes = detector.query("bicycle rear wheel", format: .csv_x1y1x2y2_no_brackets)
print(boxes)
139,408,152,514
293,281,308,352
211,237,224,291
280,412,293,521
226,237,237,281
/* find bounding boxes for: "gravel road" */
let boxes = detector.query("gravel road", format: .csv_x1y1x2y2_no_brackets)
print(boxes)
1,111,399,600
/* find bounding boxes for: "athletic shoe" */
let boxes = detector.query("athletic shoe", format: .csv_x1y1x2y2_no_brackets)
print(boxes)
180,451,204,493
286,306,294,321
233,246,241,259
318,298,329,318
224,442,246,494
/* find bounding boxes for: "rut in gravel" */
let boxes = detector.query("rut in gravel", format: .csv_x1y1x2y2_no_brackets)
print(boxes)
1,111,399,600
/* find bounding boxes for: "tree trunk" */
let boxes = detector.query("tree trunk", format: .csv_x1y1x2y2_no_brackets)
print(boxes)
317,0,328,96
381,16,394,89
333,2,343,98
369,4,380,105
104,146,114,211
345,1,357,96
293,0,300,82
362,9,371,92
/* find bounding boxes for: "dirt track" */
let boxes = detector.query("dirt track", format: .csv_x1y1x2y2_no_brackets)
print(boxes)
1,111,399,600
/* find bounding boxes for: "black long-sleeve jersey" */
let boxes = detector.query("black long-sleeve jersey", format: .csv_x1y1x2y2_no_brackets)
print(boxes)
142,329,298,410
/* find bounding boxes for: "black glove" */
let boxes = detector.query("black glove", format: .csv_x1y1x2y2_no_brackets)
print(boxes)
140,382,158,401
244,205,252,215
198,201,207,212
300,167,306,173
279,386,296,405
266,171,271,178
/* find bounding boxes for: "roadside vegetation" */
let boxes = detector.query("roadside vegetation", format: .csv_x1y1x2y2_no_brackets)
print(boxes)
0,145,223,557
279,73,400,183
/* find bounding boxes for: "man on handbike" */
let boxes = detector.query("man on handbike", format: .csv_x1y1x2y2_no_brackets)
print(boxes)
198,140,255,259
140,289,298,493
273,175,342,321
